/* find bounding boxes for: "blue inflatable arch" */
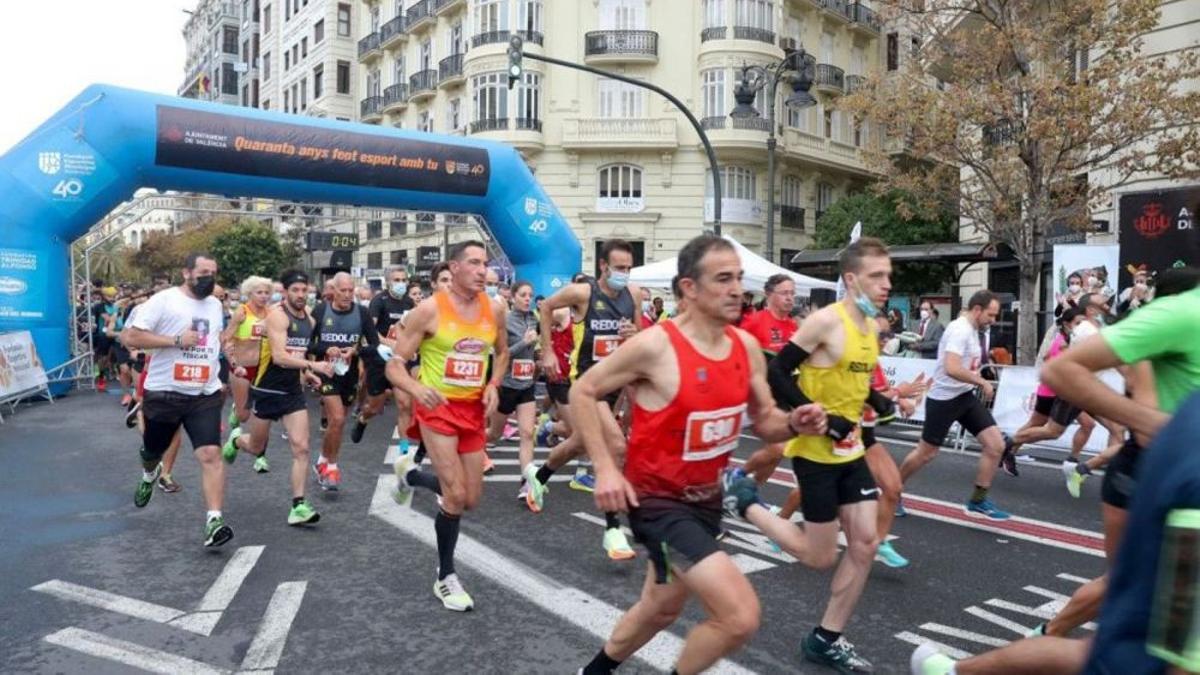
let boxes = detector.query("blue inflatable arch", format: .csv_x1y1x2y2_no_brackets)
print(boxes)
0,84,581,373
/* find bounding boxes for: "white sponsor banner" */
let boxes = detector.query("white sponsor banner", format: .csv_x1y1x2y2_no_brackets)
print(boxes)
878,356,938,422
0,331,48,398
992,364,1123,454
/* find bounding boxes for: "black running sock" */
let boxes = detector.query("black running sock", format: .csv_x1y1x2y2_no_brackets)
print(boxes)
414,441,427,464
814,625,841,644
605,511,621,530
1076,462,1092,475
435,509,461,580
408,468,443,495
581,648,622,674
970,485,989,502
535,464,557,485
292,497,304,507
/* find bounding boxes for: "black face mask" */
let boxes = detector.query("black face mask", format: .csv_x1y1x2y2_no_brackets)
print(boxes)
191,274,215,299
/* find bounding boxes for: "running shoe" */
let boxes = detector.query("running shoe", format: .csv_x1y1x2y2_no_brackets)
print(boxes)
433,572,474,611
253,455,270,473
313,462,328,489
910,644,955,675
803,632,874,673
320,416,328,432
965,498,1011,520
287,500,320,526
97,376,107,392
517,481,529,502
522,464,546,513
483,453,495,475
157,474,181,493
124,400,142,428
1016,453,1036,464
134,463,161,508
501,422,518,441
720,467,763,519
535,419,555,447
895,496,908,518
569,472,596,493
1062,460,1086,499
998,434,1019,477
602,527,636,561
351,416,368,444
1026,621,1047,638
875,540,910,569
221,427,243,465
120,394,132,408
227,407,239,429
203,516,234,547
393,451,415,506
322,466,342,491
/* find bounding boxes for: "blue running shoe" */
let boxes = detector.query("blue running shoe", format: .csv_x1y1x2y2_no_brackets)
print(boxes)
569,472,595,493
875,540,910,568
895,496,908,518
965,498,1011,520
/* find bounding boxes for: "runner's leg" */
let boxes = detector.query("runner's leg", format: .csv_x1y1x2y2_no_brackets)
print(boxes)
899,440,940,483
280,410,311,501
321,394,347,463
587,563,689,669
515,399,537,472
820,500,879,632
864,443,901,543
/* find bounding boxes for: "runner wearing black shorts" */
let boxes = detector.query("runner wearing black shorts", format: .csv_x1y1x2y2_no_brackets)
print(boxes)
350,265,415,447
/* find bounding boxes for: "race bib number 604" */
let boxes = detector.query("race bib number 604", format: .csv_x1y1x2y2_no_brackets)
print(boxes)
682,405,747,462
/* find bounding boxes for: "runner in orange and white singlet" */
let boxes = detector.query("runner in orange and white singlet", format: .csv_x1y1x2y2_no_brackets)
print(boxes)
388,240,509,613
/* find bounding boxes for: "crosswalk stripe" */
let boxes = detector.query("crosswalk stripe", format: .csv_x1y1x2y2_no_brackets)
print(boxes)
892,631,972,661
917,623,1009,648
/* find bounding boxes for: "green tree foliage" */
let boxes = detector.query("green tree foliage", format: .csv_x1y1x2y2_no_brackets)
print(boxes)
813,190,956,294
209,221,290,287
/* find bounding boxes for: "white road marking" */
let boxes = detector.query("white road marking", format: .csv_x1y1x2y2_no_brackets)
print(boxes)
964,606,1032,635
893,631,972,660
918,623,1010,648
171,546,265,635
486,474,572,483
982,598,1060,620
370,476,756,675
886,508,1105,558
43,627,229,675
31,580,185,625
730,553,776,574
1022,585,1070,602
240,581,307,671
1056,572,1093,584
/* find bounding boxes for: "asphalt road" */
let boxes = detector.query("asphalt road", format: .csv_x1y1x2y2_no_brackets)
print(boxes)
0,391,1107,674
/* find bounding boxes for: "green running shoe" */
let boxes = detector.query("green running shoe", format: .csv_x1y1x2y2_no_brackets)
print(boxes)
876,540,910,569
522,464,547,513
203,516,234,547
134,463,162,508
228,407,240,429
253,454,270,473
803,632,874,673
287,500,320,526
221,427,243,465
910,644,955,675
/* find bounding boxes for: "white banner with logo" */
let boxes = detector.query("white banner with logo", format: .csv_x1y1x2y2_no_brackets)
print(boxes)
877,356,938,422
992,364,1123,454
0,331,48,398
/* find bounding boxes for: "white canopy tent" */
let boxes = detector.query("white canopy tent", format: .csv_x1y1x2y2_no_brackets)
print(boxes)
629,236,837,296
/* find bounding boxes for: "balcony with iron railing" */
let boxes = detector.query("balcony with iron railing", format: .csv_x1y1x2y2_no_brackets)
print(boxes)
357,32,381,62
780,205,807,231
583,30,659,64
434,0,466,16
850,3,882,33
360,96,384,122
380,15,407,49
983,119,1020,146
408,69,438,101
469,118,510,134
817,0,853,22
733,26,776,44
382,83,409,113
514,117,542,132
700,116,726,130
814,64,845,94
845,74,866,94
701,26,727,42
471,29,544,49
406,0,435,33
438,53,465,88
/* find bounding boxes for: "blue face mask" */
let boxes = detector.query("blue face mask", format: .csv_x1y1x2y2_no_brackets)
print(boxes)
270,292,282,304
853,281,880,318
485,285,499,298
607,270,629,291
391,282,407,298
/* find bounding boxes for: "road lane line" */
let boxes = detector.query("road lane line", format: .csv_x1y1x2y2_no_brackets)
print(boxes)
371,476,756,675
172,546,266,637
1022,586,1070,602
964,606,1033,635
918,623,1009,648
31,580,185,624
240,581,307,671
1056,572,1093,584
982,599,1058,620
43,627,228,675
892,631,972,660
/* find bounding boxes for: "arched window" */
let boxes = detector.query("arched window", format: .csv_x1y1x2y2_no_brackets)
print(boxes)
596,164,644,212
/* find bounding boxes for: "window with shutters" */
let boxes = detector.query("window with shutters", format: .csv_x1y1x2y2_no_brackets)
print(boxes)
598,78,644,118
703,0,725,28
599,0,646,30
475,0,509,34
701,69,726,118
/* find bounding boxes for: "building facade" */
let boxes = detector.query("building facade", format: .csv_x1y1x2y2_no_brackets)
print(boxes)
350,0,890,278
259,0,361,120
181,0,254,105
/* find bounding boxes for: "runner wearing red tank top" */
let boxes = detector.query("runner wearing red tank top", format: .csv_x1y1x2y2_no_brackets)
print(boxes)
571,235,829,675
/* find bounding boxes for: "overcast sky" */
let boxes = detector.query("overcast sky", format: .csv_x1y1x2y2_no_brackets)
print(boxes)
0,1,191,155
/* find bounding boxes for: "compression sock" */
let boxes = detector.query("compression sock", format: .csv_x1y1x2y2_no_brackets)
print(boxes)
407,468,443,495
1076,462,1092,475
435,509,461,580
581,648,622,674
814,625,841,644
970,485,989,502
292,497,305,507
414,441,427,464
605,511,621,530
535,463,557,485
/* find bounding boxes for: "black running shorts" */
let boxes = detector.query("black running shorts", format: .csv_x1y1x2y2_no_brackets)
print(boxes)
318,370,359,407
364,357,393,398
1034,394,1055,417
497,385,535,416
142,390,223,455
546,381,570,406
1101,439,1142,510
1049,398,1084,428
921,392,997,446
791,456,878,523
628,498,723,584
251,391,307,422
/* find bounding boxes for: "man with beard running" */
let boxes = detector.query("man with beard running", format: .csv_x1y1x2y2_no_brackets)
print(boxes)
350,266,416,448
121,253,232,547
524,240,641,561
309,272,380,490
222,270,333,526
574,235,828,675
389,241,509,612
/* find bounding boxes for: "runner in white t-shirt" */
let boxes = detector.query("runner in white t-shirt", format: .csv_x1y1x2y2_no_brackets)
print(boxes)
120,253,234,548
897,290,1016,521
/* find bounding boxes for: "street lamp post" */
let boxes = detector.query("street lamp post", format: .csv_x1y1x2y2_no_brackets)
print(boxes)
730,50,816,263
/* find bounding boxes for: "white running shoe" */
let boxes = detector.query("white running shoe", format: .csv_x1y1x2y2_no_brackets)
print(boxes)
517,481,529,501
392,451,415,506
433,572,474,612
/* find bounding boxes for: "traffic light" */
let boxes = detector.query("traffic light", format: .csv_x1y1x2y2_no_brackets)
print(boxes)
507,35,524,89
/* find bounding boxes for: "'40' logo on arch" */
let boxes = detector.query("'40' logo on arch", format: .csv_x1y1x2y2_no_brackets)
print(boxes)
528,219,548,234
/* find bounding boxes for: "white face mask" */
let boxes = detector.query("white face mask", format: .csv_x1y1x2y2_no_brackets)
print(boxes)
1134,281,1148,291
1068,283,1082,293
920,309,930,320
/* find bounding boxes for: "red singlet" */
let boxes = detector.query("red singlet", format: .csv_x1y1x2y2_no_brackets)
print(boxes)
624,321,750,507
550,322,573,382
740,309,797,355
